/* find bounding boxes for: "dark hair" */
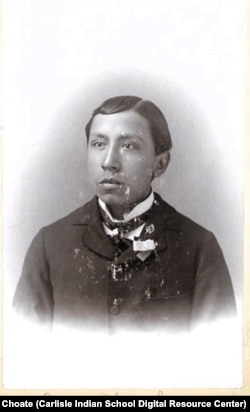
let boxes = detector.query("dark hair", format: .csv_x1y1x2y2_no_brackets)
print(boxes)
85,96,172,154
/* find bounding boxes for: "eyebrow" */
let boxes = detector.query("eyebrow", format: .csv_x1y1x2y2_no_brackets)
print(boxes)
89,132,144,143
119,133,144,142
89,133,106,139
89,132,144,142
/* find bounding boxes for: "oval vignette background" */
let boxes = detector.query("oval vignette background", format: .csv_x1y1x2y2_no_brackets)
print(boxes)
5,70,243,310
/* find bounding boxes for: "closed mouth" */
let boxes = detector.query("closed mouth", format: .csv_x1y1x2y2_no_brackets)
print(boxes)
99,178,122,185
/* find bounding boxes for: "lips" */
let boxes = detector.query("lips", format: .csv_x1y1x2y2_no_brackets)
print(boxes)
99,178,123,188
100,178,121,184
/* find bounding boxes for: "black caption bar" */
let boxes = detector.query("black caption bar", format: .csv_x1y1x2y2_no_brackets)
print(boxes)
0,397,249,409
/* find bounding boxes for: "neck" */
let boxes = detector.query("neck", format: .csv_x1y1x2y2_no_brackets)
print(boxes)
107,204,132,221
98,191,154,222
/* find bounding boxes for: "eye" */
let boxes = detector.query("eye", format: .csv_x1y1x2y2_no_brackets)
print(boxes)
121,142,137,150
91,140,106,149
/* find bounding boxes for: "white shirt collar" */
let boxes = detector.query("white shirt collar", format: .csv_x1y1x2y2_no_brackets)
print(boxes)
98,191,154,223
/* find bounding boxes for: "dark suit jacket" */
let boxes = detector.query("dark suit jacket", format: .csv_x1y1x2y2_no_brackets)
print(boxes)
13,193,236,333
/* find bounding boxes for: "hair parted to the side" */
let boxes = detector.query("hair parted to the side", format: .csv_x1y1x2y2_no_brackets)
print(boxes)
85,95,172,155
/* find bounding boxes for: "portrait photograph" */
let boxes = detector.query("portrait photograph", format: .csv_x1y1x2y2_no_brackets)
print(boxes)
2,0,248,393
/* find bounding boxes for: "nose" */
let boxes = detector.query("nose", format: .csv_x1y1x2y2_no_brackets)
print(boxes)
102,145,120,171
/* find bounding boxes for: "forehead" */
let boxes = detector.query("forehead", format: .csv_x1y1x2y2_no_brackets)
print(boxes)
89,110,151,138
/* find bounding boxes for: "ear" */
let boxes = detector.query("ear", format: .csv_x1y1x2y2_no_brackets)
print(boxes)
153,151,170,179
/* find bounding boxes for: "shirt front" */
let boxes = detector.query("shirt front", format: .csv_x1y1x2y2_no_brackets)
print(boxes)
98,191,155,240
98,191,155,261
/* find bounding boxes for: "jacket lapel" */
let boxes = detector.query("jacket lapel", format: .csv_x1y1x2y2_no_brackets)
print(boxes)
140,193,181,253
116,194,182,264
74,193,181,261
73,197,117,259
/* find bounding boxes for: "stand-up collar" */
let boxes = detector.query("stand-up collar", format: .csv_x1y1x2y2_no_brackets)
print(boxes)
77,193,181,260
98,191,154,223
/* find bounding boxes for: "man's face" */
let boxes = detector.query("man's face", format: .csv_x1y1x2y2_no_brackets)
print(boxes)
87,110,159,219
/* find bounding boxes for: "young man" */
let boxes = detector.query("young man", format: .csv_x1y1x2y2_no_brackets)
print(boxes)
13,96,236,333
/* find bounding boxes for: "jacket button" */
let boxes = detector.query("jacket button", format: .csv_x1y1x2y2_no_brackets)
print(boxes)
109,298,122,315
109,304,120,316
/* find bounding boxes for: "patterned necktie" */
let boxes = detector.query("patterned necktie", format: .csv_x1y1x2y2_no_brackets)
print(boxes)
99,207,150,237
99,207,150,254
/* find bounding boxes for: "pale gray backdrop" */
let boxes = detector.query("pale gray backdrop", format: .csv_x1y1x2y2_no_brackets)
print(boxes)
3,0,245,390
3,0,244,313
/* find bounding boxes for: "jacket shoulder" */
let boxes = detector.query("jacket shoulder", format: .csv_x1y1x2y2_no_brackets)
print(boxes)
155,193,213,238
41,197,97,232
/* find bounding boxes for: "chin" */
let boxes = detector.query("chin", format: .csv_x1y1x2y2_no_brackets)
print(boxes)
98,193,125,207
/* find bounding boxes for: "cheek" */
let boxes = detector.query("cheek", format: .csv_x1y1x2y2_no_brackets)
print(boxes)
87,162,98,185
128,155,155,176
87,152,99,170
126,167,153,190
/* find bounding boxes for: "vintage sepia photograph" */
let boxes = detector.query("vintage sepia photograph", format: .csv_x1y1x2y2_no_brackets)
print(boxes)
2,0,246,391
